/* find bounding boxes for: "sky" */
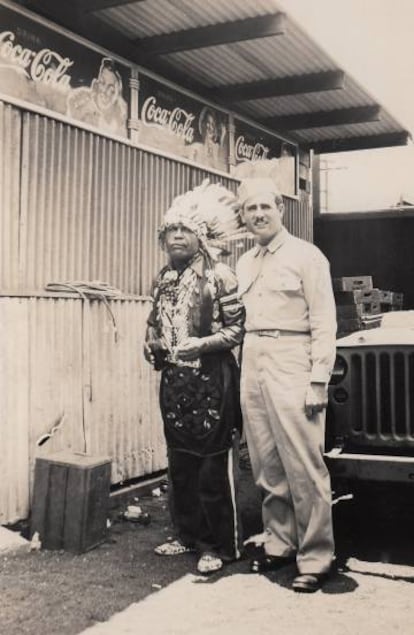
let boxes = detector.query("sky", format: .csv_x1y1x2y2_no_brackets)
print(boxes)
280,0,414,212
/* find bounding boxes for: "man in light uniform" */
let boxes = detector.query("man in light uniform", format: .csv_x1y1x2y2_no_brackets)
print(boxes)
236,177,337,593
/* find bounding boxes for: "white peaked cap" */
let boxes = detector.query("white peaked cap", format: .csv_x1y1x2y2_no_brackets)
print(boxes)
237,177,282,206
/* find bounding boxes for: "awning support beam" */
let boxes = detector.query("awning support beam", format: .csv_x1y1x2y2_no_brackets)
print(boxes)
261,105,381,130
214,70,345,104
135,13,286,57
80,0,144,13
308,131,410,154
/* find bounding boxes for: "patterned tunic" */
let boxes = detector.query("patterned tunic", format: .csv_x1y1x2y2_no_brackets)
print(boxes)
147,253,244,455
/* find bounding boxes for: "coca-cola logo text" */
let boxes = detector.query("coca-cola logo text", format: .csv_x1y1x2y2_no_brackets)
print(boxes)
0,30,73,90
235,135,270,162
141,96,195,143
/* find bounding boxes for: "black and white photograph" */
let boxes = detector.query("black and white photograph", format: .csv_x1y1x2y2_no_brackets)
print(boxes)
1,1,414,634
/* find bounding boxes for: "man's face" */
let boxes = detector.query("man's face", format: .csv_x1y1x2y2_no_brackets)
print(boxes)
164,224,200,264
95,67,119,111
240,192,284,245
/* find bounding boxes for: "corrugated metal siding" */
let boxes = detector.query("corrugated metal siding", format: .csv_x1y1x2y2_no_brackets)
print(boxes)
0,296,84,524
17,112,270,296
19,114,145,293
0,102,21,291
0,298,29,524
0,295,165,523
288,190,313,242
84,298,166,483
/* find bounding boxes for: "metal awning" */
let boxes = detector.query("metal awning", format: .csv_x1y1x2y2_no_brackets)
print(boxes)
20,0,411,153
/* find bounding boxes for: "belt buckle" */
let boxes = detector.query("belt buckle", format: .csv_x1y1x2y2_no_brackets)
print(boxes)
258,329,280,338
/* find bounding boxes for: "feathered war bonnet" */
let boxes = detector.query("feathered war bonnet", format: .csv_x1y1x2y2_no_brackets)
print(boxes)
158,179,248,259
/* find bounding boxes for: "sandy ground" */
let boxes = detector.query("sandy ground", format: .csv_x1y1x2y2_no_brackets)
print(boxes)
78,563,414,635
1,460,414,635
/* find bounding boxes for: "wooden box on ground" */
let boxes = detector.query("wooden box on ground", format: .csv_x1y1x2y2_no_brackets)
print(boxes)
31,452,111,553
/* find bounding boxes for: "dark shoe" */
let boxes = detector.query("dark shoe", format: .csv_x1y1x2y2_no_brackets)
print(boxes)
292,572,328,593
250,555,295,573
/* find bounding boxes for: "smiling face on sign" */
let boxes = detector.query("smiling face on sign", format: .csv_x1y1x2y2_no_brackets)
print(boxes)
94,66,120,111
240,192,285,246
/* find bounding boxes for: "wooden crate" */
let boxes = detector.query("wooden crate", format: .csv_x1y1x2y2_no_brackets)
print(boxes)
336,302,381,318
332,276,373,292
335,288,381,305
379,291,404,308
31,452,111,553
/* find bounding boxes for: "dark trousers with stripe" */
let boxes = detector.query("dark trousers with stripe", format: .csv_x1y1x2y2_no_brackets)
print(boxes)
168,439,242,561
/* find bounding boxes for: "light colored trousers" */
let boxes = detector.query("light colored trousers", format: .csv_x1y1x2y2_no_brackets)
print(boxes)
241,332,334,574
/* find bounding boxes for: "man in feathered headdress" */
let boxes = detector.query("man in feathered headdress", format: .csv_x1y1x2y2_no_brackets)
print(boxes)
236,171,337,593
144,180,245,574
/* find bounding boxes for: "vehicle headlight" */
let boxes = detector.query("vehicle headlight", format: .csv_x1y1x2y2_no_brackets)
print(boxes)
333,387,349,403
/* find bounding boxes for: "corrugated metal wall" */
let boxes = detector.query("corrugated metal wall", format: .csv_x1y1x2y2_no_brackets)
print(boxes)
285,190,313,241
0,101,312,523
0,296,85,524
0,295,164,524
0,102,21,291
2,106,312,295
83,298,164,483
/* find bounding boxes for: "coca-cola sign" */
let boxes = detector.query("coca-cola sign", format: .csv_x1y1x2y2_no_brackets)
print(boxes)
0,4,131,137
0,30,73,89
138,76,229,172
235,135,270,162
232,119,297,197
141,96,195,144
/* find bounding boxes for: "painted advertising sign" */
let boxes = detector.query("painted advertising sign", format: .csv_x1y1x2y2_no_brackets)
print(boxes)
231,119,297,197
138,76,229,172
0,4,130,137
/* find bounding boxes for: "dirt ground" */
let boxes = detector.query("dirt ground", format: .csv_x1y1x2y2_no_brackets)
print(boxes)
0,455,262,635
1,455,414,635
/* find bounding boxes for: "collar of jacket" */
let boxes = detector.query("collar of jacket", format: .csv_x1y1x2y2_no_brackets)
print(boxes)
253,226,288,257
166,252,205,278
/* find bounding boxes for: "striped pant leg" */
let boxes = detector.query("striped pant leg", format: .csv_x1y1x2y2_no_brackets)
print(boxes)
197,438,242,561
168,439,242,561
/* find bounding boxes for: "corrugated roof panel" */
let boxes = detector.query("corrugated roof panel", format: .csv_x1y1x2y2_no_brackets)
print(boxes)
294,119,403,143
162,31,334,87
97,0,283,38
85,0,410,147
165,45,270,85
238,90,375,119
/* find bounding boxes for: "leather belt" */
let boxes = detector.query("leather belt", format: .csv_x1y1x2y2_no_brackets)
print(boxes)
249,329,310,338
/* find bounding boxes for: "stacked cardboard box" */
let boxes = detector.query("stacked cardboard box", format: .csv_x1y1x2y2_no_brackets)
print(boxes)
333,276,403,337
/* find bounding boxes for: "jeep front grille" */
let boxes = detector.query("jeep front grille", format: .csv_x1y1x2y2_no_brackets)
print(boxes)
330,347,414,448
